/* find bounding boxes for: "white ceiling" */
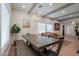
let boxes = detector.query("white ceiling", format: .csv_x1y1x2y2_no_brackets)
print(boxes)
11,3,79,21
11,3,34,12
47,4,79,18
31,3,67,15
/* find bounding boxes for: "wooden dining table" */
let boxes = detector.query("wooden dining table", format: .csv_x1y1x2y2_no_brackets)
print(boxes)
22,34,62,52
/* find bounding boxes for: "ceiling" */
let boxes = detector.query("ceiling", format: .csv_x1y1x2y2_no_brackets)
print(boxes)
11,3,79,21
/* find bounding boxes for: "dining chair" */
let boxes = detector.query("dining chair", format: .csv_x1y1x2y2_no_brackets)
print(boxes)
42,40,63,56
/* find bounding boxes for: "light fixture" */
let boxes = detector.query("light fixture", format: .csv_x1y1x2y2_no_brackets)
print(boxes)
32,9,42,20
62,11,65,13
32,13,42,20
69,15,73,17
49,3,53,6
33,14,36,17
22,5,25,8
58,18,62,19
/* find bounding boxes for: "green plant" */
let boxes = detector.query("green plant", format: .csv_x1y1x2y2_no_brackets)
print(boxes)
75,22,79,36
11,24,21,33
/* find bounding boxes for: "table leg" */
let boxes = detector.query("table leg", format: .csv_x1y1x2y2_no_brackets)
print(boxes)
38,48,47,56
26,41,32,47
77,50,79,53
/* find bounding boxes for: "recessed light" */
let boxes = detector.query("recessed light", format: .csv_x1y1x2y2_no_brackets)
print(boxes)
49,3,53,6
62,11,65,13
69,15,73,17
58,18,62,19
22,5,25,8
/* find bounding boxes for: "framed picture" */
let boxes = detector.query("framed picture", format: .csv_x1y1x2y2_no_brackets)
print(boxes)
54,23,60,30
23,19,30,28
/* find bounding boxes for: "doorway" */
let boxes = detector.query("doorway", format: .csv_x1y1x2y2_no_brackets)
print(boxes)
62,25,65,36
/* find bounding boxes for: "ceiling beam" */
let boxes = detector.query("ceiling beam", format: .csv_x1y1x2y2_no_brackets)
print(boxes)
59,15,79,21
57,11,79,18
42,3,74,17
44,17,56,20
27,3,38,14
44,10,79,20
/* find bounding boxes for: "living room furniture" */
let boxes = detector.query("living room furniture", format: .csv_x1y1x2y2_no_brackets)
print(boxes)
42,41,63,56
41,32,60,38
22,34,63,55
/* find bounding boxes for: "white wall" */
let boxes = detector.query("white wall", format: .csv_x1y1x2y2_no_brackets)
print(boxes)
11,9,59,40
59,21,64,36
0,4,12,56
0,4,1,55
11,9,32,41
61,18,79,36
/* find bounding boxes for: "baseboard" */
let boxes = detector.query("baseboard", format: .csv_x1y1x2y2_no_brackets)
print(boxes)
1,40,11,56
6,43,11,56
65,34,76,38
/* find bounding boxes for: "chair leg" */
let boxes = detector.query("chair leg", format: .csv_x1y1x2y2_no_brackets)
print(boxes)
56,42,63,55
77,50,79,53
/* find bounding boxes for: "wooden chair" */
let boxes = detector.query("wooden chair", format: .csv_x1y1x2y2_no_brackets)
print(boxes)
42,39,63,56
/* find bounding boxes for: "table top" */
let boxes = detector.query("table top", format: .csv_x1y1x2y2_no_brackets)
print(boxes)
22,34,61,49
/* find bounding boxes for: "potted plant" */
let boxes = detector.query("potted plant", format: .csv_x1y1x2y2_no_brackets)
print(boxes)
11,24,21,45
75,22,79,39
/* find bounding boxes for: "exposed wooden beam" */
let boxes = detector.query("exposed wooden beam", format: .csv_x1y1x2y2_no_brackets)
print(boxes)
42,3,74,17
58,15,79,21
57,11,79,18
43,16,61,20
41,16,59,20
44,14,79,21
28,3,38,14
44,10,79,20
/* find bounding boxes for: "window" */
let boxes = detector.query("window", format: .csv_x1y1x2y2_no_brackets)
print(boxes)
38,23,46,34
1,4,10,48
46,24,52,32
38,23,52,34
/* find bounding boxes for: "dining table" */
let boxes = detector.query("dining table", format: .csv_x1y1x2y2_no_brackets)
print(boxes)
22,34,62,53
